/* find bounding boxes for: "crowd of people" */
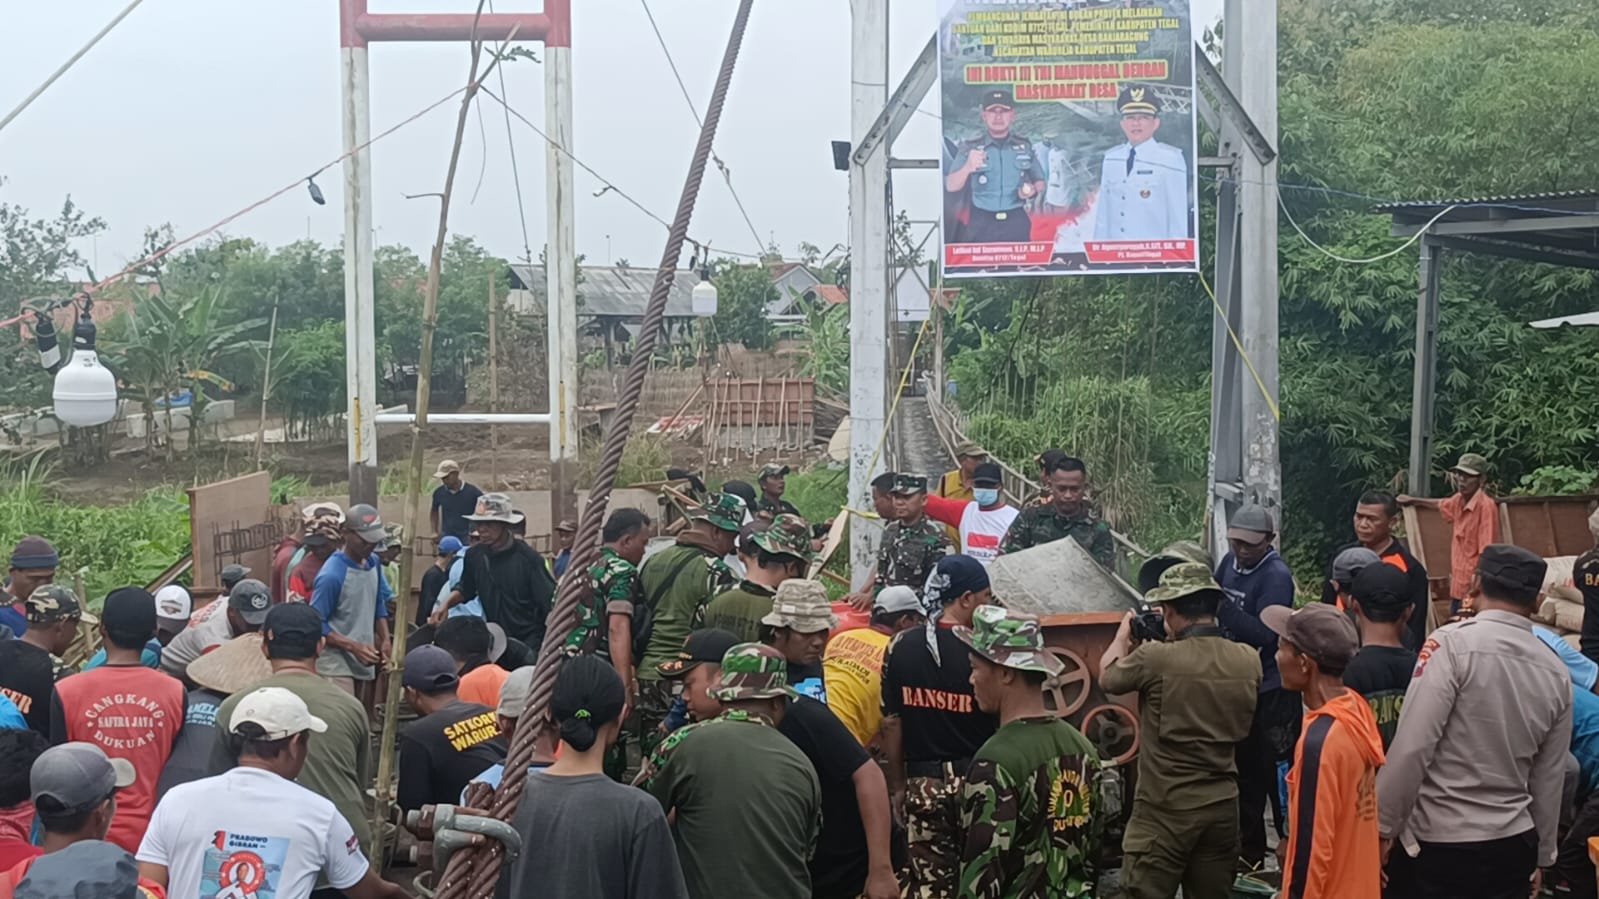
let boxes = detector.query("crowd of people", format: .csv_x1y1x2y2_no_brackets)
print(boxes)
0,449,1595,899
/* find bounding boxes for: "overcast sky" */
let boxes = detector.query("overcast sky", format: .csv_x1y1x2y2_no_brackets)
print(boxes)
1,0,1222,275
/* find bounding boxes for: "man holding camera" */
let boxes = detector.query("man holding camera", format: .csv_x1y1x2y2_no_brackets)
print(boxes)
1100,562,1261,899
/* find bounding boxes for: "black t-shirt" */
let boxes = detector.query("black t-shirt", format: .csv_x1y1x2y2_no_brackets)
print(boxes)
432,483,485,540
418,565,449,626
788,659,827,704
1342,645,1416,750
397,699,509,811
881,626,997,764
778,696,871,899
458,539,557,647
0,639,58,734
1319,538,1430,649
1576,548,1599,664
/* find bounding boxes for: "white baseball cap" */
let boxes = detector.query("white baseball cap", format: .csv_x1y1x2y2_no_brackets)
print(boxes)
229,686,328,740
154,584,192,622
874,585,923,616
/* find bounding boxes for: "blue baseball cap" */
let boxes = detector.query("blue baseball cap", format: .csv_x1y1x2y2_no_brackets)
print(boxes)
438,536,464,555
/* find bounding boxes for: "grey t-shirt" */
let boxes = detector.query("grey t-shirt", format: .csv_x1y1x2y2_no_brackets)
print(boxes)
503,772,688,899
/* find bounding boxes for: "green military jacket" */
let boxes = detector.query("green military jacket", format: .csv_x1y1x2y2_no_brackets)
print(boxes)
960,716,1104,898
636,536,737,680
699,580,777,644
878,516,951,591
563,546,640,663
1000,503,1115,567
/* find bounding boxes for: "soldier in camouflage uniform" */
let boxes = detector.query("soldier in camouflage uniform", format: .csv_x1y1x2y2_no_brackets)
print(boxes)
1000,455,1114,567
701,513,812,643
635,493,744,756
880,475,952,593
564,508,653,685
956,605,1103,898
755,463,802,519
25,584,89,681
642,643,821,899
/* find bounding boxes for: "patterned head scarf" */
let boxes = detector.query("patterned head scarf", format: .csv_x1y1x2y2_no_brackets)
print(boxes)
920,554,989,664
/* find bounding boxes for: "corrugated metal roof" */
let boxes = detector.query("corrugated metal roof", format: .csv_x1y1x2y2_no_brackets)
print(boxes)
1372,189,1599,212
509,263,697,318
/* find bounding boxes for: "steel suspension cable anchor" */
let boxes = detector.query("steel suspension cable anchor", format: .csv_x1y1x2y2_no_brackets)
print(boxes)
428,0,757,895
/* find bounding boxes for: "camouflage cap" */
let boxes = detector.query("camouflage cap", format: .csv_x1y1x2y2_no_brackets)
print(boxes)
709,643,797,701
889,474,928,496
689,492,746,532
954,604,1064,676
750,514,814,561
1145,561,1224,604
25,584,92,625
759,463,791,481
760,578,838,633
1136,539,1213,593
301,507,344,546
299,502,344,528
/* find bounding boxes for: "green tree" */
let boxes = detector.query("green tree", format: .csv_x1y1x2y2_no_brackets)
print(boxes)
0,188,106,410
709,259,776,349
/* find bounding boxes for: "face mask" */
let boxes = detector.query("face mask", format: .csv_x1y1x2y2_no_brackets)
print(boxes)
974,488,1000,506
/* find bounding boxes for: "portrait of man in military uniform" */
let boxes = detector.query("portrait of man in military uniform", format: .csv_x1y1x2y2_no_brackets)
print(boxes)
1093,84,1193,243
943,89,1047,245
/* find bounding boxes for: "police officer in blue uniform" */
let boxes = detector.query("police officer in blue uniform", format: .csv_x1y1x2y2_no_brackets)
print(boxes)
945,88,1046,243
1094,84,1191,242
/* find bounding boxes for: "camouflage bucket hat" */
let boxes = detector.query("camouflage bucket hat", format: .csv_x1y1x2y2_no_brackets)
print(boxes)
760,579,838,633
26,584,93,625
751,514,814,561
464,493,525,525
954,604,1064,676
300,502,344,528
381,523,406,551
709,643,797,701
689,492,746,532
1145,561,1224,604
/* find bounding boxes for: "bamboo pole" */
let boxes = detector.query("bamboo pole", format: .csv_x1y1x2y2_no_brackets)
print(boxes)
488,274,499,487
254,294,279,469
369,14,518,860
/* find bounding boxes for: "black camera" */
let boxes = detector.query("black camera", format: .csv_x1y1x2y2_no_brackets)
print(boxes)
1130,603,1167,643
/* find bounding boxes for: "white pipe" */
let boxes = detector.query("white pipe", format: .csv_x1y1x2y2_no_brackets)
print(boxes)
374,412,551,425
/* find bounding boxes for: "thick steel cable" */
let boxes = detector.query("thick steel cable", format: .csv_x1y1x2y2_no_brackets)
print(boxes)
431,0,756,895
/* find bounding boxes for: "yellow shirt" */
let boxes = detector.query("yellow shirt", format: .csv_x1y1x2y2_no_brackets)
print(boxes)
823,627,893,746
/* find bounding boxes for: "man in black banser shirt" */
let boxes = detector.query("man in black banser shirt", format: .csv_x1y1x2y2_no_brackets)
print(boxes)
881,555,998,897
396,645,507,812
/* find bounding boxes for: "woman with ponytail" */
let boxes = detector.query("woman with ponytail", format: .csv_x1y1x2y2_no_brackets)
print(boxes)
503,656,688,898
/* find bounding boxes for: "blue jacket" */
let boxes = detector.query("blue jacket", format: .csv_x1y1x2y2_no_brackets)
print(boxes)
1215,550,1295,693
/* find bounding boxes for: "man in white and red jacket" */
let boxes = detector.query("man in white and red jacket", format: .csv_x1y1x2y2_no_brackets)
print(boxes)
923,462,1018,566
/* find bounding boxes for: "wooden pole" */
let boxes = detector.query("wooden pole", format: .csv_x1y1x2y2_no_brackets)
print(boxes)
370,16,517,860
254,293,279,469
488,273,500,488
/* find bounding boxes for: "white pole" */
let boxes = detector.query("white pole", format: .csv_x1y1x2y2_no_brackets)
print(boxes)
848,0,890,588
1227,0,1281,511
546,44,579,517
375,412,552,425
342,45,380,506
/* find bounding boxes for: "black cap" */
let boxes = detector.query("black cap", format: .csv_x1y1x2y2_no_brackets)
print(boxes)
263,603,323,659
1349,561,1411,613
972,462,1003,488
981,88,1014,109
101,587,157,642
657,628,741,678
220,564,251,588
227,578,272,626
1117,83,1161,115
1477,544,1547,595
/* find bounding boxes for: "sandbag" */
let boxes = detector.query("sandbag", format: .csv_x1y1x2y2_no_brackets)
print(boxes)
1538,596,1585,634
1545,555,1578,595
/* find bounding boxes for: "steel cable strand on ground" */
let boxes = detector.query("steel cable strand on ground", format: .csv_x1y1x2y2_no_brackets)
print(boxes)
433,1,755,896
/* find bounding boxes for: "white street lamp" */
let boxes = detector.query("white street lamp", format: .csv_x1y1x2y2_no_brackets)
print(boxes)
691,267,718,317
52,306,118,428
